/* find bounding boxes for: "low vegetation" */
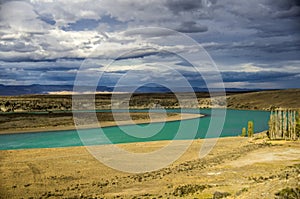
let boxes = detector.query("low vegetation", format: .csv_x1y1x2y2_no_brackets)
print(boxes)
212,191,231,199
173,184,211,197
240,121,253,137
241,127,246,137
275,187,300,199
247,121,254,137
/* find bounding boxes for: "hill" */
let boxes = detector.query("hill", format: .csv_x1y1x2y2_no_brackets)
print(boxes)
0,89,299,113
226,89,300,110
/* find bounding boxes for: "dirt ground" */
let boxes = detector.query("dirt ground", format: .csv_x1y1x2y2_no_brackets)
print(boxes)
0,133,299,199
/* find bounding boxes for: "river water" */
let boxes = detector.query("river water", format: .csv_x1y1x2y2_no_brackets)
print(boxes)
0,109,270,150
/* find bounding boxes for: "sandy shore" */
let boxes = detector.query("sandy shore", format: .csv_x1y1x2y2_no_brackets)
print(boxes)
0,134,299,199
0,113,203,135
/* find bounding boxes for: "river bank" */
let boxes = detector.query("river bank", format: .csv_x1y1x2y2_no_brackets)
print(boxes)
0,112,203,135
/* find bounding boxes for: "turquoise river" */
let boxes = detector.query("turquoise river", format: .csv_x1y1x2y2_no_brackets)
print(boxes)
0,109,270,150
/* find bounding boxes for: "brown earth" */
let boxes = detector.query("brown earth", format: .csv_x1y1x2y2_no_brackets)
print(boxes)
0,133,299,199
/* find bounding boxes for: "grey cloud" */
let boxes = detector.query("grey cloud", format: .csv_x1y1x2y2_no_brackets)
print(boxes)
42,71,76,82
115,49,160,60
38,15,56,25
25,66,78,72
0,68,40,82
253,22,299,38
176,21,208,33
229,40,299,54
0,57,57,62
165,0,206,14
124,28,176,38
0,1,51,34
0,41,37,53
221,71,298,83
201,29,300,63
273,6,300,18
268,0,300,11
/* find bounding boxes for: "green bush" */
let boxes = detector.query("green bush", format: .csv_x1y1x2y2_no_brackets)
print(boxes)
241,127,247,137
247,121,254,137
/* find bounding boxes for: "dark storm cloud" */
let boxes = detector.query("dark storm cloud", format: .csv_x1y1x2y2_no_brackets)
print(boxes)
221,71,298,83
204,39,300,65
176,21,208,33
115,51,159,60
272,0,300,19
269,0,300,13
25,66,78,72
209,39,300,54
123,28,176,38
253,22,299,38
166,64,300,85
0,57,58,63
114,48,178,61
165,0,210,14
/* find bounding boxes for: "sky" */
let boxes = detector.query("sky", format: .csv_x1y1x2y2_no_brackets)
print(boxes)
0,0,299,89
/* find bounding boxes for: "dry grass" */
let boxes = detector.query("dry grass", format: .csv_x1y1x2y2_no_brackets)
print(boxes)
1,135,299,198
226,89,300,110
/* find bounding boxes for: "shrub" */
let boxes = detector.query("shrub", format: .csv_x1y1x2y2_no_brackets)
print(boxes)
241,127,247,137
213,191,231,199
173,184,210,197
247,121,254,137
275,187,300,199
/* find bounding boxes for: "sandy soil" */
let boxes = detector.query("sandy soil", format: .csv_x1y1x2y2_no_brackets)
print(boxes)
0,133,299,199
0,112,202,135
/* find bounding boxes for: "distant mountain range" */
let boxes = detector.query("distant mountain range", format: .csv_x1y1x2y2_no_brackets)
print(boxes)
0,84,272,96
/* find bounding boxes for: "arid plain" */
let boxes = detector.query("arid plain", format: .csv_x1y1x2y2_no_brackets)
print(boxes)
0,90,299,199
